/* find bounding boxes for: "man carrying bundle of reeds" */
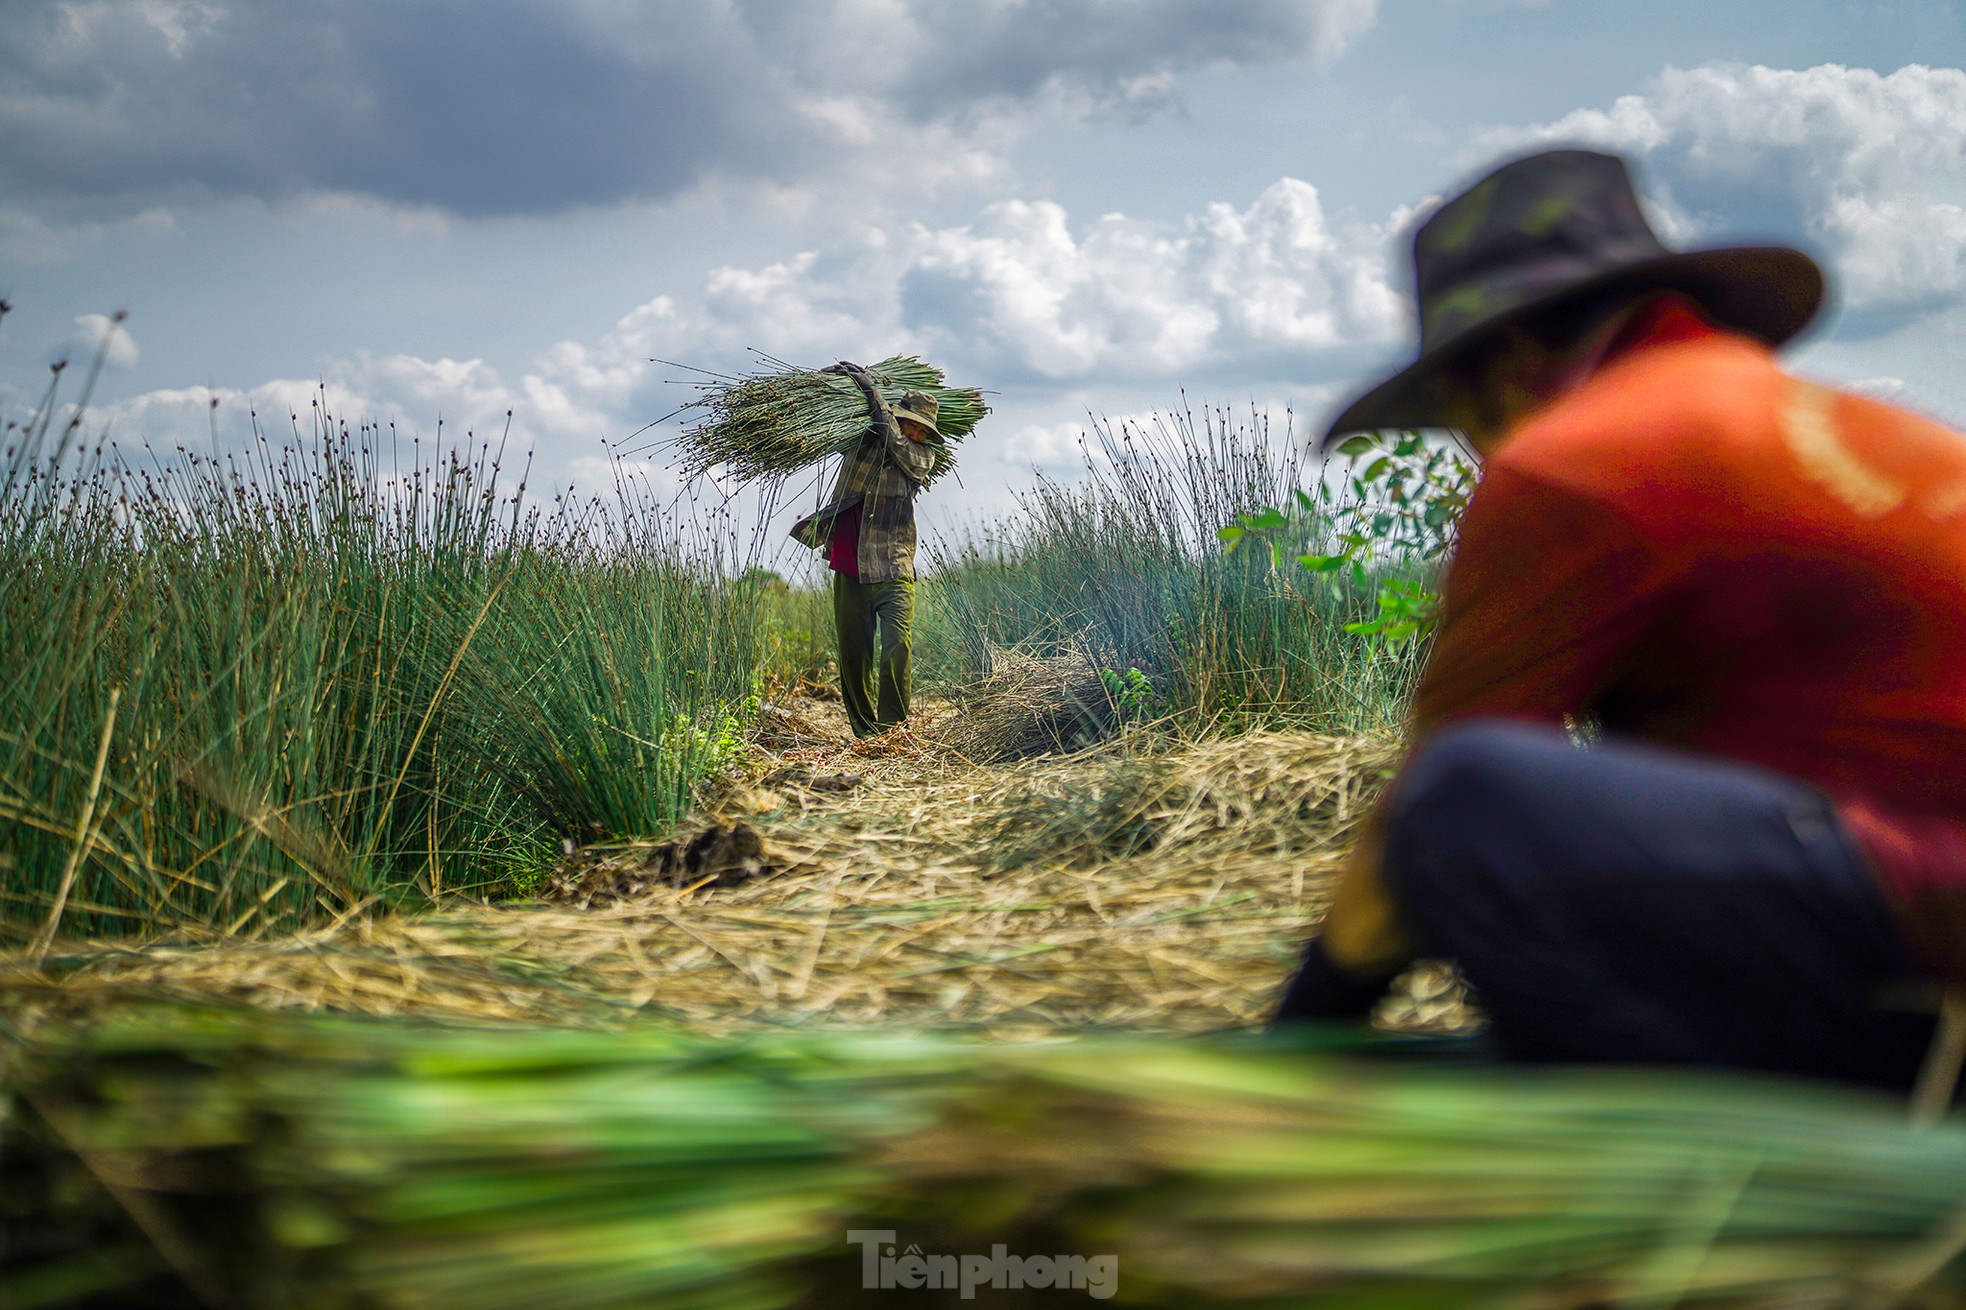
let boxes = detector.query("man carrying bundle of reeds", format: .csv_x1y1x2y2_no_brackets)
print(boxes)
790,361,940,737
1277,148,1966,1096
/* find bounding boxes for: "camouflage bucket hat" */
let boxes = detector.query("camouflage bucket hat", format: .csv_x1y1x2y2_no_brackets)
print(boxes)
894,389,941,439
1321,149,1825,447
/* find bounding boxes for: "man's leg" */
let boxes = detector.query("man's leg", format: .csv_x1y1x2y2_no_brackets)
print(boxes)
1380,720,1932,1089
833,574,879,738
872,578,914,730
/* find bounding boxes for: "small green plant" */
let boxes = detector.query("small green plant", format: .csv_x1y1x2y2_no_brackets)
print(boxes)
1214,500,1295,568
1220,429,1474,648
1099,666,1158,722
1351,576,1439,646
658,694,760,781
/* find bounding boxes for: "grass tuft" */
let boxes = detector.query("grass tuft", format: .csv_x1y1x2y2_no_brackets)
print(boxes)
925,403,1426,737
1,369,765,944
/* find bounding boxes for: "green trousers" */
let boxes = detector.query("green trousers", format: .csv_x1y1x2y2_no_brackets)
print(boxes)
833,574,913,737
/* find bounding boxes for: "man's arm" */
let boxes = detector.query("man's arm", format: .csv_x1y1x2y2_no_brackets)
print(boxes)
823,361,936,483
1296,466,1670,1010
1319,806,1412,973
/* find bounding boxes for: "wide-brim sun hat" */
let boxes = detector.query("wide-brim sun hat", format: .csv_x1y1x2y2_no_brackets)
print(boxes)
894,389,942,439
1321,149,1826,448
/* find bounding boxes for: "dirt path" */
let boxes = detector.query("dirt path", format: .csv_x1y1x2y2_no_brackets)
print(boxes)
3,697,1474,1038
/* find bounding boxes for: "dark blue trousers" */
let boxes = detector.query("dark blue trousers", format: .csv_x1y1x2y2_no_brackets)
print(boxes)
1375,721,1934,1089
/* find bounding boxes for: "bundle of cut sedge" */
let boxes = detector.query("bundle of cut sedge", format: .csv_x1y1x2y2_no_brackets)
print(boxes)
675,354,986,487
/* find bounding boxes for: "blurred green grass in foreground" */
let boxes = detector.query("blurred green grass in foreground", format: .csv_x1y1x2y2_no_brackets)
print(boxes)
4,1010,1965,1309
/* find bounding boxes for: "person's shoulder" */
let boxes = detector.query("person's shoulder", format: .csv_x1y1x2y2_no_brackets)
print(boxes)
1794,381,1966,520
1500,335,1966,540
1495,334,1782,489
1830,384,1966,460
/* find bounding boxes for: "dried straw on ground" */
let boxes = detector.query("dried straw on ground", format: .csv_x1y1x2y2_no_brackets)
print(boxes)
0,710,1444,1041
674,354,986,487
939,644,1122,761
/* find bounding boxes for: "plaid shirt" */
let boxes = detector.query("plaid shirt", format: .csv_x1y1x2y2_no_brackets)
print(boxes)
790,388,936,583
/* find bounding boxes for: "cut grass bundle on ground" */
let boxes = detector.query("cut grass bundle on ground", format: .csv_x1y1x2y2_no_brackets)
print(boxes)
6,1009,1966,1309
673,354,986,487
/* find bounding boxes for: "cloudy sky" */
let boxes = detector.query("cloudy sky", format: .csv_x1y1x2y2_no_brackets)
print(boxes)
6,0,1966,566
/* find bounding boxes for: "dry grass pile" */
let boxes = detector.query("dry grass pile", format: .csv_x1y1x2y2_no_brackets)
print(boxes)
939,644,1122,761
750,689,847,752
0,727,1434,1040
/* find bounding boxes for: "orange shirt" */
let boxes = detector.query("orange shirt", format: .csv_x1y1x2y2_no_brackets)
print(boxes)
1416,301,1966,977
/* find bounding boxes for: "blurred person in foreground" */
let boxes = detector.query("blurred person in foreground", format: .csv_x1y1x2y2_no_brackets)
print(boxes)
791,362,940,737
1275,148,1966,1093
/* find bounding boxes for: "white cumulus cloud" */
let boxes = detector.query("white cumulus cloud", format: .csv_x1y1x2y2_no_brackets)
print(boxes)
1002,420,1091,468
84,177,1401,487
1840,375,1907,399
67,312,138,367
1481,62,1966,319
904,178,1402,379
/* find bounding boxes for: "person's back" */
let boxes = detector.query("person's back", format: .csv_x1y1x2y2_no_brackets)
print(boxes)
1424,313,1966,819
